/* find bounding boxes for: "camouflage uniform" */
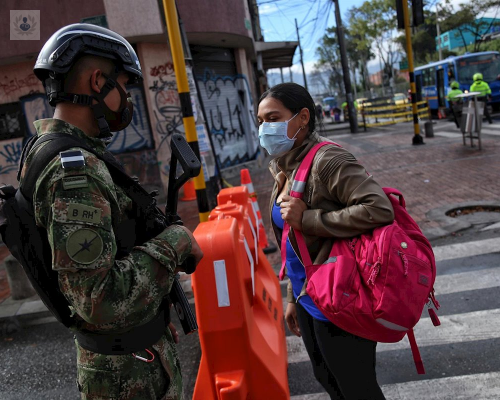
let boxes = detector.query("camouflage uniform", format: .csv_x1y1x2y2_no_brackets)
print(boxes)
21,118,189,400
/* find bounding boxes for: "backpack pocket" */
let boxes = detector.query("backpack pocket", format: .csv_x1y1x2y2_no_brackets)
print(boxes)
305,252,358,315
374,246,432,331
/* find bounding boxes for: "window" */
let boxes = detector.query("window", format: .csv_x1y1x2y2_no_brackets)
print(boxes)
422,68,436,87
457,53,500,85
447,63,456,81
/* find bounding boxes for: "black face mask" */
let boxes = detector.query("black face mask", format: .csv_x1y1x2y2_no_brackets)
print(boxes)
101,82,134,132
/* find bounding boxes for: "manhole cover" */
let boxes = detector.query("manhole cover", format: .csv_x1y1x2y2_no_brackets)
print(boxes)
446,205,500,217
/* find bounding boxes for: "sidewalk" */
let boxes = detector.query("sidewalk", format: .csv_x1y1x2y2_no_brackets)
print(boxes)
2,117,500,327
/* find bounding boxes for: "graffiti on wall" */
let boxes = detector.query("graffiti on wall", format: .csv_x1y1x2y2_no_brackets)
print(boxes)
107,85,154,153
20,93,52,136
0,102,25,140
0,73,40,98
197,69,259,168
148,61,184,143
0,138,22,177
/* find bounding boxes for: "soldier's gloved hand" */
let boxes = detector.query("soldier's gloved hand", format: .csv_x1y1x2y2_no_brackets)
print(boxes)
176,226,203,272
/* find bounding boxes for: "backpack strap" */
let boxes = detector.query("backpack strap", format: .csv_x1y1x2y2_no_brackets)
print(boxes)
20,133,155,211
279,141,341,280
383,187,406,208
407,329,425,374
20,133,96,201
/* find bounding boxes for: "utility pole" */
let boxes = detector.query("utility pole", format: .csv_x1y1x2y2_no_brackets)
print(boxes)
333,0,358,133
402,0,424,145
436,3,443,61
280,67,284,83
289,67,293,82
295,18,308,91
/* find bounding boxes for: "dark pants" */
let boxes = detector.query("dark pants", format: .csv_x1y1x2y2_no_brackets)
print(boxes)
477,96,492,124
295,302,386,400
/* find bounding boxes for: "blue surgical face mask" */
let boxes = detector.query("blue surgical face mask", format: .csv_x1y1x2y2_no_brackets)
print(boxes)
259,113,302,157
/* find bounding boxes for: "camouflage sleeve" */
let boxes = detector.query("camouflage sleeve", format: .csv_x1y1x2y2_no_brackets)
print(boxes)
34,150,192,329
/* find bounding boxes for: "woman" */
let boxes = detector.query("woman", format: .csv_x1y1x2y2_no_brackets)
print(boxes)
257,83,394,400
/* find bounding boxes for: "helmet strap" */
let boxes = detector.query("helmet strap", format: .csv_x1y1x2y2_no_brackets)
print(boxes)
89,71,120,138
46,69,125,138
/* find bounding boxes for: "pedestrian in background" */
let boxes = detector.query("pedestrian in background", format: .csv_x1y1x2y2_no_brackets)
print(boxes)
27,24,203,399
258,82,393,400
470,72,492,124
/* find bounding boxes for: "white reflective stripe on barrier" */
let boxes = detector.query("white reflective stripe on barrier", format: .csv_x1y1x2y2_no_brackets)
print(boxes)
250,201,259,242
243,237,255,295
214,260,230,307
247,217,258,262
243,182,255,194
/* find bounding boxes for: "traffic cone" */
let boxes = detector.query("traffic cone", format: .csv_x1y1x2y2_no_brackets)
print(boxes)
180,179,196,201
240,169,277,254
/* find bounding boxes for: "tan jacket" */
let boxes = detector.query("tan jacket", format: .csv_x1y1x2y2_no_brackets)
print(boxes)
268,131,394,303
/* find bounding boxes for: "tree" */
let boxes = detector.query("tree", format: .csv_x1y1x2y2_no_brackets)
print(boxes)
314,30,345,96
347,0,399,89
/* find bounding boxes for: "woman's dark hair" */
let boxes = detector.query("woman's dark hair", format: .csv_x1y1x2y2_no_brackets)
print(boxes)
259,83,316,133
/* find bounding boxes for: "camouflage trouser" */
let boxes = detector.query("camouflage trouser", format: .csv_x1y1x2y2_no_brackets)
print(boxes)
75,329,183,400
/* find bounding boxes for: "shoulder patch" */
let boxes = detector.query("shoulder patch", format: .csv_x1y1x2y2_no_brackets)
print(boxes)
68,203,102,225
66,228,103,264
62,175,88,190
60,150,85,169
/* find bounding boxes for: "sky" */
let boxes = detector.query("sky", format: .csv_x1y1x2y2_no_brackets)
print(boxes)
258,0,366,76
258,0,472,80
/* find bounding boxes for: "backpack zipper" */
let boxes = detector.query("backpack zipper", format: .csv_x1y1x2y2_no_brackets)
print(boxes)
398,250,409,276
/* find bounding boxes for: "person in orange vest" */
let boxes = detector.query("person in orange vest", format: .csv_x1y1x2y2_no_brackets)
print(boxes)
258,83,393,400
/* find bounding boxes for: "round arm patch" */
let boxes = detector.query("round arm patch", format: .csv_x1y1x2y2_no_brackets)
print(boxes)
66,228,104,265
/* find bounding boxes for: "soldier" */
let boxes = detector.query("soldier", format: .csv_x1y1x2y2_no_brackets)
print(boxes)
24,24,203,399
469,72,492,124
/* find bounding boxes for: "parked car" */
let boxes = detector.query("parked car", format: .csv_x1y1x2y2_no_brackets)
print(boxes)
393,93,408,105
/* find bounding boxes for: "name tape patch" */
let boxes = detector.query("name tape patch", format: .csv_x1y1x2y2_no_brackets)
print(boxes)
62,175,88,190
60,150,85,169
68,203,102,225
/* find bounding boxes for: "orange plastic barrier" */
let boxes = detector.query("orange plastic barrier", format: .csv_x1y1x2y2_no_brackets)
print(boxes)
240,169,275,253
180,179,196,201
192,186,289,400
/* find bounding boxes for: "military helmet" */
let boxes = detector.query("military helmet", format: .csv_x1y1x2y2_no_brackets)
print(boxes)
473,73,483,82
451,81,460,89
34,23,142,87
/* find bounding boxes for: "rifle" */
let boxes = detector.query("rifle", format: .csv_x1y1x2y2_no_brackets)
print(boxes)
165,134,201,335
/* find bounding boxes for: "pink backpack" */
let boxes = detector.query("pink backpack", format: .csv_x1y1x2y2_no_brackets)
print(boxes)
279,142,441,374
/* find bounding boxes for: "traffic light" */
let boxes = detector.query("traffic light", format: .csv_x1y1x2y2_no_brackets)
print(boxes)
395,0,425,28
395,0,404,30
412,0,425,27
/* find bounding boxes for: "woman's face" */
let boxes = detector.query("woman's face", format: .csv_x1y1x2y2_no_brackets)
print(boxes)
257,96,308,140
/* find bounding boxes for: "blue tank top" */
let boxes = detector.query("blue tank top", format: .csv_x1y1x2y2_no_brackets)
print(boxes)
272,202,328,322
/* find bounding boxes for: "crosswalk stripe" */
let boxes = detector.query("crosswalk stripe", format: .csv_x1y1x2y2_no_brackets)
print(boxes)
434,130,462,138
287,308,500,363
381,371,500,400
432,237,500,262
480,128,500,136
435,266,500,295
290,366,500,400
